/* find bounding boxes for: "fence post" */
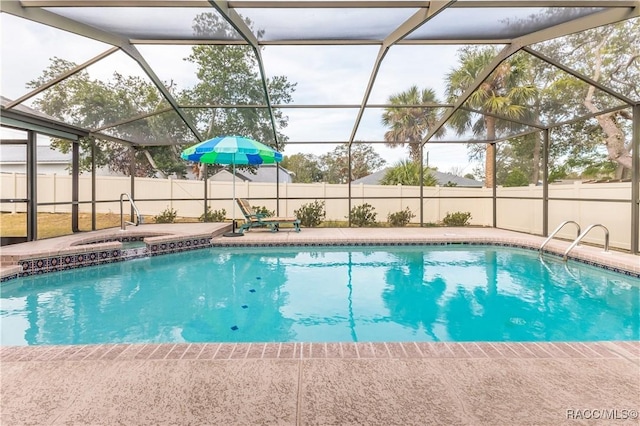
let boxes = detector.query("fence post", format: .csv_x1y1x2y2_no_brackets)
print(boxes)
52,173,57,213
12,172,17,213
169,177,173,211
435,185,441,223
574,181,582,227
243,180,250,220
530,183,535,234
283,181,288,215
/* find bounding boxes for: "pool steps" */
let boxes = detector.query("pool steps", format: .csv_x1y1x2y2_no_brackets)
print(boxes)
0,227,226,282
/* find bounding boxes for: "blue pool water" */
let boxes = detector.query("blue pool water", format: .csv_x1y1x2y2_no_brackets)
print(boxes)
1,245,638,346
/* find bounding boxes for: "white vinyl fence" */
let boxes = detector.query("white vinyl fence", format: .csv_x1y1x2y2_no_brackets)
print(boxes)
1,173,635,250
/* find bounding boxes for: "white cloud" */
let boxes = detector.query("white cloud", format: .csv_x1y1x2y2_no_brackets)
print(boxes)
137,45,200,89
1,14,111,100
371,44,463,102
262,45,379,105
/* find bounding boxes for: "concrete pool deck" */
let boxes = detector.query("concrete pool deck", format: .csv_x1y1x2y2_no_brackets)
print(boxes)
1,341,639,425
1,226,639,424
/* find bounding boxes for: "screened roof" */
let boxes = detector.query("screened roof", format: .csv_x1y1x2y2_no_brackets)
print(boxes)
1,0,638,167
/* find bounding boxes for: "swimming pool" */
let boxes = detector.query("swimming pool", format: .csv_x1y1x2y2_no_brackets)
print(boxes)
1,245,638,346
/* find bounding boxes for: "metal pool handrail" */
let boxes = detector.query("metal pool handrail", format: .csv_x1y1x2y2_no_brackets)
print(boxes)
563,224,610,261
539,220,581,256
120,193,143,231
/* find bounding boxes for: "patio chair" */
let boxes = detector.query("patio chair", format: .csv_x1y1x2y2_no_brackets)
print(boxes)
236,198,301,233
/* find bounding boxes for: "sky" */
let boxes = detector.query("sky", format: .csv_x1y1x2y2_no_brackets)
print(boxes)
1,12,479,176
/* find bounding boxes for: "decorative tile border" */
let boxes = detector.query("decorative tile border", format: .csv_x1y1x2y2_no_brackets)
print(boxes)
1,341,637,362
147,236,212,256
74,235,148,245
0,272,19,282
13,248,123,277
1,234,215,282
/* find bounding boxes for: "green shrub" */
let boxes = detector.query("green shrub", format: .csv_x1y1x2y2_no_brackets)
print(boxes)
387,207,415,227
294,200,326,227
252,205,274,217
154,206,178,223
442,211,472,226
503,168,529,187
348,203,378,227
199,206,226,222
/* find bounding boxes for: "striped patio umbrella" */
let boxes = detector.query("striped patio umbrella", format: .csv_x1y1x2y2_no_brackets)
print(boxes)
181,136,283,236
181,135,283,165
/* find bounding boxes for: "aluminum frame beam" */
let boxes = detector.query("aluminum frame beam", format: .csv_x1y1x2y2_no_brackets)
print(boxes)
92,107,174,132
511,4,640,47
26,130,37,241
459,106,546,130
208,0,282,212
209,0,280,149
5,47,120,109
348,0,455,146
19,1,639,8
1,108,85,139
421,44,521,146
129,39,510,46
632,105,639,254
523,47,636,107
542,128,549,236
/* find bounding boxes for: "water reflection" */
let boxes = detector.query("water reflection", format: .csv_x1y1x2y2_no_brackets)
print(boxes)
443,250,639,341
382,250,445,340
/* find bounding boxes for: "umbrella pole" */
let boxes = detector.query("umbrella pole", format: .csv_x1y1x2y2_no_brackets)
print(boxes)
224,159,243,237
232,161,236,231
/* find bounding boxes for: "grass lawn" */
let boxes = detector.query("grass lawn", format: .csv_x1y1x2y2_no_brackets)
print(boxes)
1,212,434,241
0,212,197,240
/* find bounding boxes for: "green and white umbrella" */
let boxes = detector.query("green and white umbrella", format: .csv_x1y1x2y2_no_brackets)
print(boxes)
181,136,283,236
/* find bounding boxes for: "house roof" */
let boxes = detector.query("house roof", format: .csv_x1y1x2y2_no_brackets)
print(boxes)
0,144,71,164
1,96,58,121
212,164,293,183
352,168,483,187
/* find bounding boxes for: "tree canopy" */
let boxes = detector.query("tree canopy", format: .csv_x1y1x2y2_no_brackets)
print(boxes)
279,153,324,183
381,85,443,162
280,144,385,184
320,143,386,184
532,18,638,180
445,47,535,187
29,13,296,178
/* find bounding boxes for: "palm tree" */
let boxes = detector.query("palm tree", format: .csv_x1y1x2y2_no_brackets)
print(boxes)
380,160,438,186
381,86,443,162
445,47,534,188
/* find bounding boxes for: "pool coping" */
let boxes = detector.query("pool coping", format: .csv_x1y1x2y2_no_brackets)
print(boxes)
1,341,638,362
